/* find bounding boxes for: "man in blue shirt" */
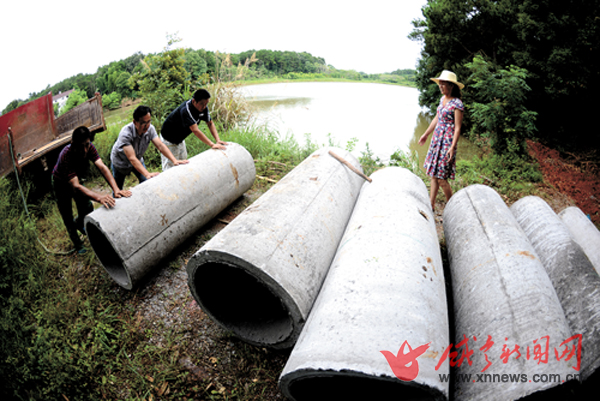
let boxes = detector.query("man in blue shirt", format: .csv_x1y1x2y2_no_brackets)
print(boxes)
160,89,227,170
110,105,188,189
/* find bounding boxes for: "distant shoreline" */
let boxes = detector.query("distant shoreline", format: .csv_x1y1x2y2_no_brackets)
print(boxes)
238,77,417,89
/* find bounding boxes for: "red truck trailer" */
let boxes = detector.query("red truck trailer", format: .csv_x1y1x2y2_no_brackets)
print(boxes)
0,92,106,177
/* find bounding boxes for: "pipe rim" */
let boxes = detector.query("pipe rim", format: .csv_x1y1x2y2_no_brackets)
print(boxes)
280,369,444,401
187,250,300,348
85,220,132,289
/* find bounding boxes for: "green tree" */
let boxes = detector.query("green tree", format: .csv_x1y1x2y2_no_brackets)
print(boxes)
129,34,192,128
101,92,122,110
410,0,600,150
184,49,208,81
58,87,88,116
1,99,23,115
466,55,537,154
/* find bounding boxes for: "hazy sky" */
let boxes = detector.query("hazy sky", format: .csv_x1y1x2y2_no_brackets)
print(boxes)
0,0,427,111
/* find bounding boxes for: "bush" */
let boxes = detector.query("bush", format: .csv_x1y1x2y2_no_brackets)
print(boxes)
101,91,122,110
59,88,88,116
465,55,538,156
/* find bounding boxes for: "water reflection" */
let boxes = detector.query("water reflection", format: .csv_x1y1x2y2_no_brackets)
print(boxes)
252,97,312,109
243,82,478,166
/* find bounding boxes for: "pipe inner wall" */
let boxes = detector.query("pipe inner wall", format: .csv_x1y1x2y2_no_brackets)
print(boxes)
279,167,449,401
187,147,365,348
84,143,255,289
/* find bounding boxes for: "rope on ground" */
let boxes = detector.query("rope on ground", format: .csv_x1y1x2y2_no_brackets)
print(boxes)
7,130,75,255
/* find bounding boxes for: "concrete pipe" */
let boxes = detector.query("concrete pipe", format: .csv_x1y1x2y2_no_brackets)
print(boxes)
186,147,364,349
279,167,450,401
443,185,574,401
84,143,255,290
559,206,600,276
511,196,600,381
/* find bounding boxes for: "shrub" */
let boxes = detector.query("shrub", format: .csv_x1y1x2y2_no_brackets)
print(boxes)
465,55,538,156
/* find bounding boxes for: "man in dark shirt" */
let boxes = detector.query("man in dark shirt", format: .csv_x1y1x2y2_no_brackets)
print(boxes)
52,126,131,253
160,89,227,170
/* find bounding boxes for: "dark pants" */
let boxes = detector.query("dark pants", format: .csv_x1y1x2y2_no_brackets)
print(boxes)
111,162,147,190
52,177,93,250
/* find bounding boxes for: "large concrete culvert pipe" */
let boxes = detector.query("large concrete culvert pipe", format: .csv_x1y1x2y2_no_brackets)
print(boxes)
559,206,600,275
511,196,600,381
186,147,365,349
84,143,255,290
279,167,450,401
443,185,575,401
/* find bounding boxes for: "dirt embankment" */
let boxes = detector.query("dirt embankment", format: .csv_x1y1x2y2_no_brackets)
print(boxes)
527,140,600,225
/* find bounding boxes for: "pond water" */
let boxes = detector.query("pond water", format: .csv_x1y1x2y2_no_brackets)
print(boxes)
242,81,478,167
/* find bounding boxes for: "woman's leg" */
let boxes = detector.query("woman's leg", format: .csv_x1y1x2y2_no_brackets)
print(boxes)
430,177,439,211
438,179,453,202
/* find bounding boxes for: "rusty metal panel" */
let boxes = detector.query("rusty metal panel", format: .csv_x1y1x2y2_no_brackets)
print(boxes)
55,93,106,136
0,93,56,177
0,131,15,177
0,93,107,176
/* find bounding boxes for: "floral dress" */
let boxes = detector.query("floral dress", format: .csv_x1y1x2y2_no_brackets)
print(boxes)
424,97,464,180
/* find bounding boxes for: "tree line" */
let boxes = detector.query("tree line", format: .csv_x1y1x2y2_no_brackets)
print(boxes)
410,0,600,153
1,48,416,116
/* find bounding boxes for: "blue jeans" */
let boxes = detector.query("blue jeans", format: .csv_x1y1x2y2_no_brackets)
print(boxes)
111,161,147,190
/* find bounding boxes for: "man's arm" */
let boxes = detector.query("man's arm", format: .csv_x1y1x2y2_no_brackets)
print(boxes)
207,120,228,146
190,122,226,150
151,137,189,166
123,145,160,179
68,175,116,208
94,158,132,201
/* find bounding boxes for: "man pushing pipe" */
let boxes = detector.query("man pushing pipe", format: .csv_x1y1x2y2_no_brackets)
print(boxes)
110,105,188,190
52,126,131,254
160,89,228,171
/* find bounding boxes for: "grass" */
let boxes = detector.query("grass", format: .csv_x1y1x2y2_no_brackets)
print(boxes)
0,94,325,400
0,82,582,400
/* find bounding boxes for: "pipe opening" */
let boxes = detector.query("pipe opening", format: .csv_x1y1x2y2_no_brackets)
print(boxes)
193,262,293,346
85,222,130,288
287,374,435,401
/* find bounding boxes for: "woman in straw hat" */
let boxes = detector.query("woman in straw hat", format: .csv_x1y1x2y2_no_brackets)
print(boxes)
418,70,464,212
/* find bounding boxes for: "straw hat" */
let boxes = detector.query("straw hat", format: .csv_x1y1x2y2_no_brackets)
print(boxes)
431,70,464,90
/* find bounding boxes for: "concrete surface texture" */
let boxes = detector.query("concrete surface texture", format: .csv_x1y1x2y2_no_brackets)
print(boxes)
443,185,574,401
84,143,255,290
279,167,450,401
559,206,600,276
186,147,365,349
511,196,600,381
